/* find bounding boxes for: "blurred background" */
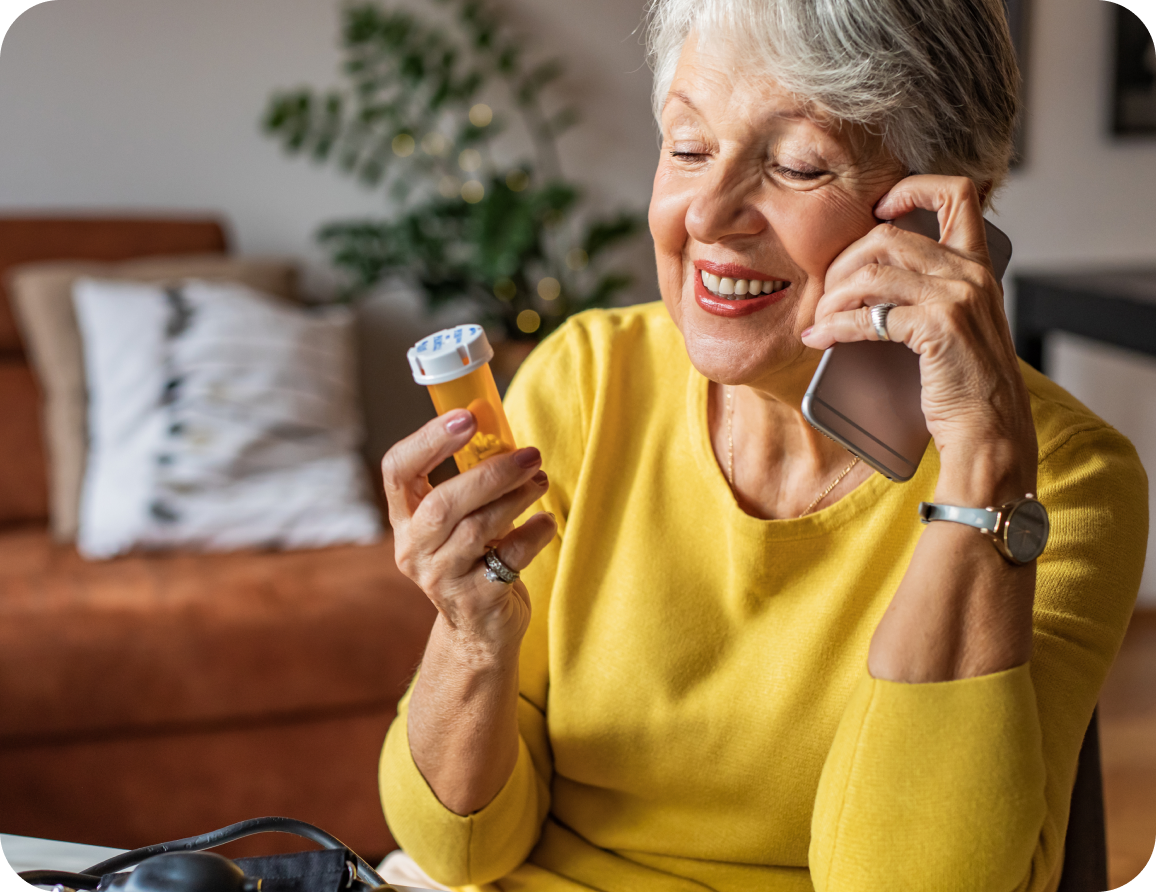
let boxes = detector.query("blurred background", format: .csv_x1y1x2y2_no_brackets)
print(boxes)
1,0,1154,588
0,0,1153,887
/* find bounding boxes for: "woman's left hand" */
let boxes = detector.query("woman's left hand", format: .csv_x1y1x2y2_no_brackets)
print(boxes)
801,174,1037,498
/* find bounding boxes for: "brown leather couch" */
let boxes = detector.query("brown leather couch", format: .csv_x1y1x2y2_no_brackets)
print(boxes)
0,217,435,860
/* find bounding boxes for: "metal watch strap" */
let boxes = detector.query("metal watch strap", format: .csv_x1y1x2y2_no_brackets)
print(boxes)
917,502,1000,533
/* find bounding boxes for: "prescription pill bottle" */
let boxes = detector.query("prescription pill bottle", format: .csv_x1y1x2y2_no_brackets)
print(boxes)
408,324,517,473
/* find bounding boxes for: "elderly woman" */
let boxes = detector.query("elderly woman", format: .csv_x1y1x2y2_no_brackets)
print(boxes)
377,0,1148,889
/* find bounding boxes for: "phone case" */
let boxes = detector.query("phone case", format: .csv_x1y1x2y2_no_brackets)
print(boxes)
801,210,1013,482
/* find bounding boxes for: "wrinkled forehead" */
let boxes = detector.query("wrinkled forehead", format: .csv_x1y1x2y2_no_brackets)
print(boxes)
664,30,838,126
662,30,877,157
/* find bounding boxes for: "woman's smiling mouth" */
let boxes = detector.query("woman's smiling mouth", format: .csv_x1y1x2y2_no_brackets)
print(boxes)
699,269,790,298
693,261,792,317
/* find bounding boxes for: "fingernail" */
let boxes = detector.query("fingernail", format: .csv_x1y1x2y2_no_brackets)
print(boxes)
801,326,813,339
445,411,473,435
514,446,541,469
547,512,556,521
532,470,548,486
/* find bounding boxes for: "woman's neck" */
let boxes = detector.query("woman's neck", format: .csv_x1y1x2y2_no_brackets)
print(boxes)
709,373,872,520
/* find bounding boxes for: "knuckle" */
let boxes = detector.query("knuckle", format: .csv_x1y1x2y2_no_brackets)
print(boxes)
957,177,980,201
422,564,447,593
474,460,502,491
394,543,416,577
420,419,446,453
420,491,453,529
878,221,902,242
474,455,519,496
858,262,886,288
380,452,402,488
937,300,970,335
974,266,1000,297
500,542,528,571
951,278,982,308
489,452,521,483
457,513,490,551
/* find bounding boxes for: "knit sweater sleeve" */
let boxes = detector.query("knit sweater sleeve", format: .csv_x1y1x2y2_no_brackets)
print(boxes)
377,321,591,887
809,423,1148,892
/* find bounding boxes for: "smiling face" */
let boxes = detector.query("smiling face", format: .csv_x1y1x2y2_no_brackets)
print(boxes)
649,32,907,393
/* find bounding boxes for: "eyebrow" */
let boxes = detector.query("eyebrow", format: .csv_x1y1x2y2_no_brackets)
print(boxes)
665,89,699,114
663,88,808,121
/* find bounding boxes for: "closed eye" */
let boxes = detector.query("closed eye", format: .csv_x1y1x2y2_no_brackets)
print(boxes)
775,164,828,181
776,164,832,181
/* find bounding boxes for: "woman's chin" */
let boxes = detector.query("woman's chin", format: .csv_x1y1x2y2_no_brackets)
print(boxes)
672,313,817,390
679,329,800,388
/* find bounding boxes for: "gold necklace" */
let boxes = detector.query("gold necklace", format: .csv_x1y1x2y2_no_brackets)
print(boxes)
724,385,861,518
726,384,735,487
797,454,861,516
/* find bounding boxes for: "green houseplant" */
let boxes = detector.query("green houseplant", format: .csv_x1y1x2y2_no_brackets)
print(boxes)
262,0,645,342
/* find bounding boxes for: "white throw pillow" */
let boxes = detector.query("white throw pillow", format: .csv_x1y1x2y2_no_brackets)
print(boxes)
73,278,382,559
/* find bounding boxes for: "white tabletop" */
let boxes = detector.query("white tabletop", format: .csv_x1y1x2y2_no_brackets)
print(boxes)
1,832,125,876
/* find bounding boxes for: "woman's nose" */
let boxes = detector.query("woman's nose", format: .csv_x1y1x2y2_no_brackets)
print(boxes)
684,163,766,245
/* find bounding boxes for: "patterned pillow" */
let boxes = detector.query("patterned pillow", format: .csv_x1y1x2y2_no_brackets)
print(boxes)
8,255,299,541
72,277,381,558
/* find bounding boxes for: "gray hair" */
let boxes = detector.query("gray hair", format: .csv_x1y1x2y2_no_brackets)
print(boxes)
646,0,1020,197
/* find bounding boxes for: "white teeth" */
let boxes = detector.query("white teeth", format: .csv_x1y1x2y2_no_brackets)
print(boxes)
699,271,788,299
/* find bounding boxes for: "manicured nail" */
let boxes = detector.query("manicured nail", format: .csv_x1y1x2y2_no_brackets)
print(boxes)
532,470,548,486
801,326,813,339
445,411,473,435
514,446,541,469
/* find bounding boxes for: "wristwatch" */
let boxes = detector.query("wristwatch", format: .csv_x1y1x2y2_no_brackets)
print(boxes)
917,495,1050,565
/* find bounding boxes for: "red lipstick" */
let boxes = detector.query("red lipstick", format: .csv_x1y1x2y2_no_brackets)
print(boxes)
692,263,791,318
695,259,778,281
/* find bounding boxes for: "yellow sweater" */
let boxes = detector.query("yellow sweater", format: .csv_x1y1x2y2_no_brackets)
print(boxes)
380,303,1148,892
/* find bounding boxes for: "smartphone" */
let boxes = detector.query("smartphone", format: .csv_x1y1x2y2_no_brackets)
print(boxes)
801,209,1013,481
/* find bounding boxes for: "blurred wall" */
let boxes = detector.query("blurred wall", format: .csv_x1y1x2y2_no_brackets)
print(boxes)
997,0,1156,605
0,0,1153,602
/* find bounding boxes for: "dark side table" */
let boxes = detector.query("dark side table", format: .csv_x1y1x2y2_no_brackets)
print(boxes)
1014,268,1156,892
1015,269,1156,369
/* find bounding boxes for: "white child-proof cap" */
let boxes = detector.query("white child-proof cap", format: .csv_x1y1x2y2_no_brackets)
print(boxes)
408,324,495,386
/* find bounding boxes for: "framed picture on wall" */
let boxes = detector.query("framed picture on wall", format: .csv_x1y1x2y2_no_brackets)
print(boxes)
1112,6,1156,135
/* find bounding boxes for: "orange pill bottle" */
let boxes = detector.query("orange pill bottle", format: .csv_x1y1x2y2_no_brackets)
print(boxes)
408,324,517,473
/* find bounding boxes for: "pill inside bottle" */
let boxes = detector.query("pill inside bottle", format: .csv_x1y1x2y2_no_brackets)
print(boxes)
407,324,517,473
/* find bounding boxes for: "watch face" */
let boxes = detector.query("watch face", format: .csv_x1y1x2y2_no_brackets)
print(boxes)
1006,499,1050,563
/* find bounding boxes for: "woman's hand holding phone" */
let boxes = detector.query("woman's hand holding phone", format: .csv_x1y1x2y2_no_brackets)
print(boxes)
801,174,1037,507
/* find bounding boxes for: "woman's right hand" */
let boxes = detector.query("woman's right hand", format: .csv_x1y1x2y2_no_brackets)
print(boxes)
382,408,557,655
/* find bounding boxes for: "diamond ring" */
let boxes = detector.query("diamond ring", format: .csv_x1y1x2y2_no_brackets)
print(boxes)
482,547,519,585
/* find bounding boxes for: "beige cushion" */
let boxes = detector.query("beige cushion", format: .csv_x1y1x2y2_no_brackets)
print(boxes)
8,256,298,542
